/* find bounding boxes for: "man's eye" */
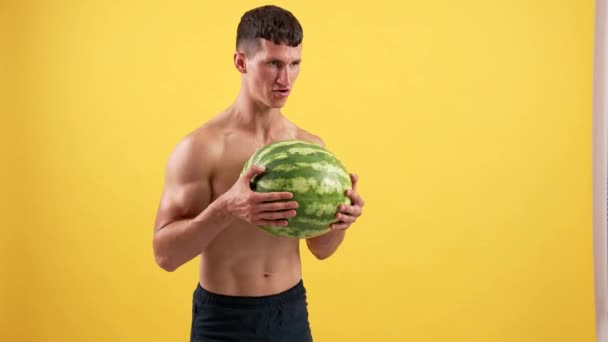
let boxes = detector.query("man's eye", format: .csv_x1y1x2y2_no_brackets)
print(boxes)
268,61,280,66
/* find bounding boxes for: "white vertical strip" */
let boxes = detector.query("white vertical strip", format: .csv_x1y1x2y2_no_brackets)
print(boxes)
594,0,608,341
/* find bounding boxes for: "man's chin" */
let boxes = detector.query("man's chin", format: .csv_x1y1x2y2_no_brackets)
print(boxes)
257,96,288,109
268,100,288,109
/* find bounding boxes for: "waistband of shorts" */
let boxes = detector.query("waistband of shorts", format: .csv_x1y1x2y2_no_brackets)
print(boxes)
194,279,306,307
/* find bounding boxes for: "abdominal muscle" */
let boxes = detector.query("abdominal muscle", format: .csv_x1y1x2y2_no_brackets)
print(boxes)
198,220,304,297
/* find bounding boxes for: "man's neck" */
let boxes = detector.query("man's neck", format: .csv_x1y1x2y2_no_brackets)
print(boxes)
227,90,284,138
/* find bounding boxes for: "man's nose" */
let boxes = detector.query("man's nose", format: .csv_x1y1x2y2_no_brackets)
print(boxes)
277,66,290,86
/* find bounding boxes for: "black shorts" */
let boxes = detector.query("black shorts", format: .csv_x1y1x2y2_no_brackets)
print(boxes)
190,280,313,342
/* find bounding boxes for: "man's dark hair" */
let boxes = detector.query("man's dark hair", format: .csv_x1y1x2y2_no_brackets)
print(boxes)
236,5,303,57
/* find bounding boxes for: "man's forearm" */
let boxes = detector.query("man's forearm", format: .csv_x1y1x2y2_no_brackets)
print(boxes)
306,229,346,260
153,197,235,272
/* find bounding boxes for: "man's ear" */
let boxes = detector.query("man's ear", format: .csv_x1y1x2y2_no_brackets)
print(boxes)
234,51,247,74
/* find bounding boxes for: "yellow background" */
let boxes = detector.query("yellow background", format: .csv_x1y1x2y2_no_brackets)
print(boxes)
1,0,596,341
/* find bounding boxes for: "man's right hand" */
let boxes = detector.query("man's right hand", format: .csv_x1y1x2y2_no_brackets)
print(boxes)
220,165,298,227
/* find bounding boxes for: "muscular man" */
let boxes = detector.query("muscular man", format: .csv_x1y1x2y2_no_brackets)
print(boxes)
152,5,364,341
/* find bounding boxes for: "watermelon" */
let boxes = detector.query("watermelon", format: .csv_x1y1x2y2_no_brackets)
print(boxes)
241,139,352,239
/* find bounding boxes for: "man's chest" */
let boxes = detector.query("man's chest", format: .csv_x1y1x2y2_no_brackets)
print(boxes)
208,144,258,201
207,131,304,201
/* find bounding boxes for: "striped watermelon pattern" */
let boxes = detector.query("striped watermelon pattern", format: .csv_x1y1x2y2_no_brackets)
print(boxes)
242,140,352,238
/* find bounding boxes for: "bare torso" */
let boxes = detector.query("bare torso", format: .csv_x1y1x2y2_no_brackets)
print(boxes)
193,111,318,296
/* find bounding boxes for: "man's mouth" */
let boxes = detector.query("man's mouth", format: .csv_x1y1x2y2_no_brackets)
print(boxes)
273,89,290,96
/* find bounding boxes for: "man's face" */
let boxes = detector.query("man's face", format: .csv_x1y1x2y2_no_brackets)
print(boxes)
242,39,302,109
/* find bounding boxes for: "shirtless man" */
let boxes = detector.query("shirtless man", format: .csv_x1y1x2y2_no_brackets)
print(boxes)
152,5,364,341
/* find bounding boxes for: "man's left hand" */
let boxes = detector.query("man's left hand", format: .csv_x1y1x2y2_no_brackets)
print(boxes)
331,173,364,230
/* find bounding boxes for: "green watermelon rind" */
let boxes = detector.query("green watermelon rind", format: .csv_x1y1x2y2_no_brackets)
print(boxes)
241,139,352,239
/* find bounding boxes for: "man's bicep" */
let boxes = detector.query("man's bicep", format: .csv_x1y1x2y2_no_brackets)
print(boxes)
153,137,213,232
154,181,211,230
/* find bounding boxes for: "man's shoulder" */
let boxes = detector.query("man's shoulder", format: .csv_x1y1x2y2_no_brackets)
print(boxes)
173,126,216,158
283,118,325,147
179,112,230,153
294,127,325,148
165,119,224,177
